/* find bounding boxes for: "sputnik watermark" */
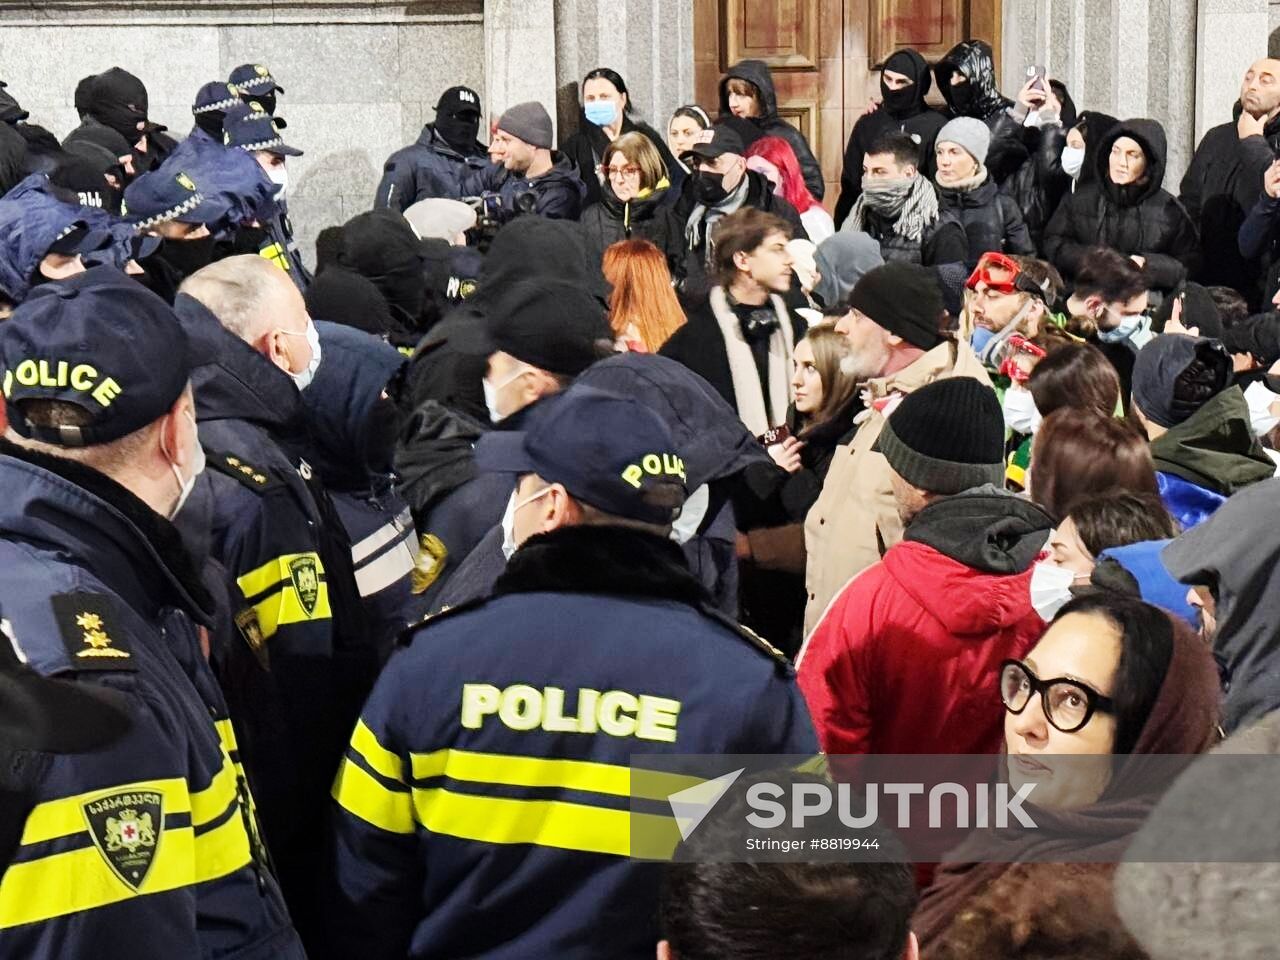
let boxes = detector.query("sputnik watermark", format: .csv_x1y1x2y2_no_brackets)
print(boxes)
743,780,1038,831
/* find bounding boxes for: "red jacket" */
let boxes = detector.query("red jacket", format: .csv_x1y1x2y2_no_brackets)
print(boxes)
796,488,1051,756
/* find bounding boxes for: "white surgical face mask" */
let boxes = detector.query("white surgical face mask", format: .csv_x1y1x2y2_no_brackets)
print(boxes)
1097,309,1148,346
668,483,706,544
1002,382,1043,435
483,364,531,424
167,409,206,521
1061,145,1086,178
1029,560,1077,622
268,165,288,199
500,485,555,560
280,317,322,391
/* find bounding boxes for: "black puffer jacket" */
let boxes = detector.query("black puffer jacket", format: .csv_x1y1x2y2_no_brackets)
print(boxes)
561,111,678,208
857,205,970,267
937,177,1034,262
720,59,824,199
934,40,1026,184
1044,119,1200,292
1180,101,1280,297
578,180,686,279
992,81,1079,253
834,49,948,228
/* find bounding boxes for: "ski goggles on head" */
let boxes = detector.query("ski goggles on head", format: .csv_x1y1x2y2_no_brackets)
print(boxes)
965,252,1024,294
997,334,1048,383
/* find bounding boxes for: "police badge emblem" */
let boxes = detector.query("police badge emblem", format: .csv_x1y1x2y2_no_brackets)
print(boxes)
288,555,320,617
83,789,164,890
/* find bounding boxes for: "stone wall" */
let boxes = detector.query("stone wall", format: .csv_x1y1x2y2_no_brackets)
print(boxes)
0,1,485,265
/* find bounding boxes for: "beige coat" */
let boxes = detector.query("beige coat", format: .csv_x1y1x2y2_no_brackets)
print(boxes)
802,340,993,634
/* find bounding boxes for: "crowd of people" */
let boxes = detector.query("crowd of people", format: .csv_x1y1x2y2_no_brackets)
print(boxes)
0,38,1277,960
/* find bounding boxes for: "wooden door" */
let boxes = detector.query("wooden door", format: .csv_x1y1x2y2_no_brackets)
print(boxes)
694,0,1002,213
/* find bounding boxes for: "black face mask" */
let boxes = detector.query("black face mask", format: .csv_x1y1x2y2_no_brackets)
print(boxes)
92,102,146,147
133,252,182,304
881,76,918,116
247,92,277,116
155,234,218,282
435,111,481,155
693,169,731,206
194,112,224,139
948,79,975,114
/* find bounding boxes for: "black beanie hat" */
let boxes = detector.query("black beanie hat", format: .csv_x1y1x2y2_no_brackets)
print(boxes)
874,377,1004,494
1131,334,1232,429
847,262,945,350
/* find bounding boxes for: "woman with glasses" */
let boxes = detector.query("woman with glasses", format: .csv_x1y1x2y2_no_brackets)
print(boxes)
915,593,1221,953
578,131,685,283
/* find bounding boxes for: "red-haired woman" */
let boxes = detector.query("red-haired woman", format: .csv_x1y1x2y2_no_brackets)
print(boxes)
745,135,834,242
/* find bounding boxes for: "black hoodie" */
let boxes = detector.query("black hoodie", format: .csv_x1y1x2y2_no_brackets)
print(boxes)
719,59,825,200
934,40,1028,184
1044,118,1200,291
834,49,948,228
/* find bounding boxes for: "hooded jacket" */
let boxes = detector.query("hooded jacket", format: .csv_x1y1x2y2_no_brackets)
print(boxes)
1180,100,1280,298
0,442,304,959
803,339,994,634
1044,119,1200,291
934,40,1025,183
461,151,588,222
578,179,686,280
834,49,948,228
798,486,1051,755
0,173,89,303
334,209,427,344
720,59,825,200
1149,385,1275,530
812,231,885,309
375,123,489,211
561,110,679,208
936,176,1035,261
1162,477,1280,733
302,322,421,660
329,525,817,960
992,81,1081,252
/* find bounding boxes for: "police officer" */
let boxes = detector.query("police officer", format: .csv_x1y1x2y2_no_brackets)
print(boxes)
229,63,286,117
190,81,241,146
122,167,230,296
175,254,369,952
221,102,311,290
0,267,303,958
330,385,818,960
375,85,489,211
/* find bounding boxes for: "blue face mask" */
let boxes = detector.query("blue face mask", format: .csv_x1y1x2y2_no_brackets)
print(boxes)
1097,310,1145,343
970,326,995,356
584,100,618,127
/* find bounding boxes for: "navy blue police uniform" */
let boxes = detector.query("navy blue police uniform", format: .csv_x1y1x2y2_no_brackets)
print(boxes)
0,269,304,958
330,387,818,959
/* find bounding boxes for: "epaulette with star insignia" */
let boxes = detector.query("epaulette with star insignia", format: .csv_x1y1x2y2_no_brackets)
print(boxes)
206,449,283,494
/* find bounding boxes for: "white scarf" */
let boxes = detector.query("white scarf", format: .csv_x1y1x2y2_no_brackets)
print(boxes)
709,285,795,435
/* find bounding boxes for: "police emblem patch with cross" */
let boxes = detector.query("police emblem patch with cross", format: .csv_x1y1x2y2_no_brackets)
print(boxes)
289,555,320,617
82,789,163,890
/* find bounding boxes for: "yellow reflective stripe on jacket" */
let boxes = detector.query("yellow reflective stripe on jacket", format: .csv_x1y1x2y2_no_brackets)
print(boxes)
260,242,290,272
351,720,406,783
235,552,331,639
0,780,253,928
408,748,700,803
19,777,190,846
412,788,673,857
332,756,414,835
190,758,240,828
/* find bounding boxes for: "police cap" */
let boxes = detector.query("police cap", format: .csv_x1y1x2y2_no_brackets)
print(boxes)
0,267,190,447
476,385,687,525
228,63,284,96
222,102,302,157
123,168,231,230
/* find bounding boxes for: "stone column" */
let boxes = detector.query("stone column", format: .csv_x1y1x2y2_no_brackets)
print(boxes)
484,0,558,136
551,0,694,146
1195,0,1271,144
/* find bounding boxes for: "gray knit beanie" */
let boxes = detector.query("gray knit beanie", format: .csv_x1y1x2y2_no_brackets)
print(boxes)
496,101,553,150
936,116,991,165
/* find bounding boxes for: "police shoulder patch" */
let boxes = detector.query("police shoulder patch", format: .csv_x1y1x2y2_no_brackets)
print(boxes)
83,787,163,890
206,449,282,494
51,593,137,672
395,596,487,647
